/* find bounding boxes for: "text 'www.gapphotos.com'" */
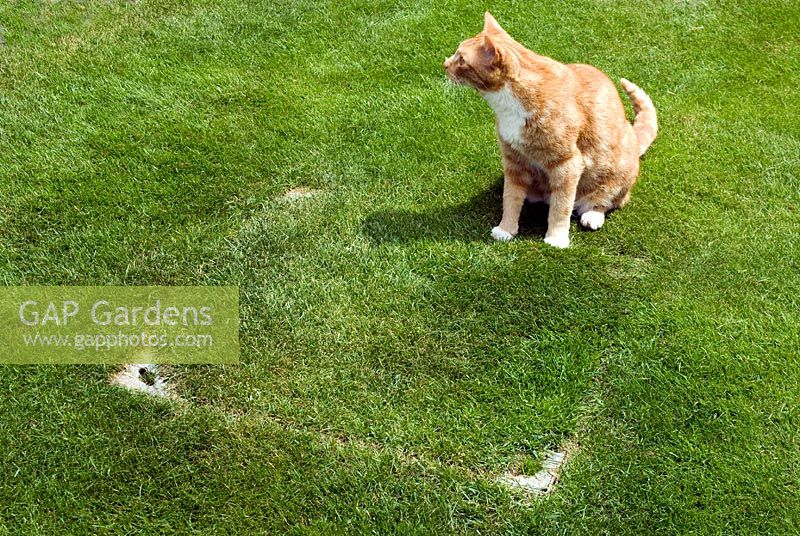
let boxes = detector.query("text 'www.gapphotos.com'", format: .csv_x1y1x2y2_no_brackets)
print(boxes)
23,332,214,351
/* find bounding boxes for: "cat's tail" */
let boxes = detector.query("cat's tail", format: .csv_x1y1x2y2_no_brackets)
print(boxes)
620,78,658,156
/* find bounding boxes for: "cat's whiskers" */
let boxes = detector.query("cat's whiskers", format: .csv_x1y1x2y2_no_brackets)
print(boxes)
440,77,462,99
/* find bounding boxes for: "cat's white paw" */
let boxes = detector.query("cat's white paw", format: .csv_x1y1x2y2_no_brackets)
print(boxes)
580,211,605,231
491,226,514,241
544,234,570,249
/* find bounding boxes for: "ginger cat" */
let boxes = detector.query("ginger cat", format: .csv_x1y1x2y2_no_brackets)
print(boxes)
444,12,657,248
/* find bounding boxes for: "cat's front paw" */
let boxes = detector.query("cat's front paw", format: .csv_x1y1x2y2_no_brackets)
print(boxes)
544,234,570,249
491,226,515,241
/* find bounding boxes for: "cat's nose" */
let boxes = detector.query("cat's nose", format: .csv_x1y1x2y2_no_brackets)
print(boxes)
443,58,450,69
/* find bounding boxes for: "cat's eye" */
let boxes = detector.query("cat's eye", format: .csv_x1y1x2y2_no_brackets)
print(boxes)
458,56,465,65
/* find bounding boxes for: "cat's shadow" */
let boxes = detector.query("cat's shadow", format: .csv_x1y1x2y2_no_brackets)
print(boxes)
363,177,553,245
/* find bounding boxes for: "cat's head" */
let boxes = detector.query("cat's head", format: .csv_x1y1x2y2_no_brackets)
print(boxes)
444,12,513,92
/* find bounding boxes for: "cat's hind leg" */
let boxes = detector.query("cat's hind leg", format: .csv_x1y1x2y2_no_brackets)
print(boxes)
579,208,606,231
575,196,610,231
575,187,619,231
578,184,633,231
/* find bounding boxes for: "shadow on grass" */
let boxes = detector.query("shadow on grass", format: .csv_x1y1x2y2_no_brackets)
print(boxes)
362,177,552,245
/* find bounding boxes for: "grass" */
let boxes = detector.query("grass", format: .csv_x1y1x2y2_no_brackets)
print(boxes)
0,0,798,533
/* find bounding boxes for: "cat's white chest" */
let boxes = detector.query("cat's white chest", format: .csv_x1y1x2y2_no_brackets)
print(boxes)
482,85,531,147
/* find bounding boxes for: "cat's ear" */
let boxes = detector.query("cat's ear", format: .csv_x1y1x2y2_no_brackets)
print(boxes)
479,35,501,69
483,12,508,36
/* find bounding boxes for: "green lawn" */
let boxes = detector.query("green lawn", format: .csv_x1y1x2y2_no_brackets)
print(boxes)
1,0,799,533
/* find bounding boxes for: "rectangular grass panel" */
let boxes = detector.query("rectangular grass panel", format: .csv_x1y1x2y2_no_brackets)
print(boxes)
0,0,798,533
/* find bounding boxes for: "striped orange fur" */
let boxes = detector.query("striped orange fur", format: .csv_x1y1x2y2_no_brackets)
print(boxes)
444,12,658,248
